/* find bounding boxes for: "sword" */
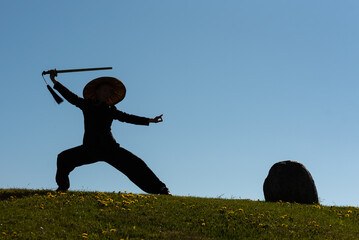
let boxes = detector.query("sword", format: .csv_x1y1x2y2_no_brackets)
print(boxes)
42,67,112,76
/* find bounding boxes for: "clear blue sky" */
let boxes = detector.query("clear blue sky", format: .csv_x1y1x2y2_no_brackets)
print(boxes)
1,1,359,206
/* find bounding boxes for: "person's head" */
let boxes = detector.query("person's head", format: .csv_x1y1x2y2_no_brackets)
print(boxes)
95,83,114,103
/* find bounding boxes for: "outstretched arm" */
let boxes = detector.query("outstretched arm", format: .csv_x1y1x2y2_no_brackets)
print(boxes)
113,108,164,126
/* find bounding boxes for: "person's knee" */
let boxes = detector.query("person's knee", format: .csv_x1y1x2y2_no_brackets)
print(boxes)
57,151,66,165
57,150,73,171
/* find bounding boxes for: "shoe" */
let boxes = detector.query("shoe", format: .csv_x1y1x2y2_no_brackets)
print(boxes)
159,186,171,195
56,187,68,192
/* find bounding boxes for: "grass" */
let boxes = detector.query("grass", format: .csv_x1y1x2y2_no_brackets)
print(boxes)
0,189,358,239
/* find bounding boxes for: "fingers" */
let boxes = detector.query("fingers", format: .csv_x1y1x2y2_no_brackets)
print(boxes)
49,70,58,84
151,114,163,123
156,114,163,122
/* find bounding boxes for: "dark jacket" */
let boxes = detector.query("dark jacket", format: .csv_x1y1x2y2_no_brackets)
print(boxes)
54,82,150,148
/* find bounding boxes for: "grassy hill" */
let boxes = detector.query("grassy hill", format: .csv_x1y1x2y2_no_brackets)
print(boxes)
0,189,358,239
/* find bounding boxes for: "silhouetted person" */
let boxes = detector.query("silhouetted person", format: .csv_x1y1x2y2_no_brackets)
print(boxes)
49,72,170,195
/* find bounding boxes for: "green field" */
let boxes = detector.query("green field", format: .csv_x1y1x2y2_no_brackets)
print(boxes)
0,189,358,239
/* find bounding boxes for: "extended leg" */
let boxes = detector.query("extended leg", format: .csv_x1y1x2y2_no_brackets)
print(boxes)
106,147,170,194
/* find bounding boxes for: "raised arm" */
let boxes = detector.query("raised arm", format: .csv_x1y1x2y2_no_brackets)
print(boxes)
50,71,85,108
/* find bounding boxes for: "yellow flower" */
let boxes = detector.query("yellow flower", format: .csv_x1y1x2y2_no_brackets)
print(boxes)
348,210,353,214
110,229,117,232
201,223,206,226
102,231,107,234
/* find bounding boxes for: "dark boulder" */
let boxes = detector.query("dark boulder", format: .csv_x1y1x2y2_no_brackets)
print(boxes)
263,160,318,204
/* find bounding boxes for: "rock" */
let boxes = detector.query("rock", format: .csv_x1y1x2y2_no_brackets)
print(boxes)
263,160,319,204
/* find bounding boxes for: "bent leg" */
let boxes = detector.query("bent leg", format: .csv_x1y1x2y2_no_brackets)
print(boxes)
56,145,95,191
106,147,169,194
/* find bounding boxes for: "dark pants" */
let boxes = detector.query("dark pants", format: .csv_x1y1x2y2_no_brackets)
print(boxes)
56,145,168,194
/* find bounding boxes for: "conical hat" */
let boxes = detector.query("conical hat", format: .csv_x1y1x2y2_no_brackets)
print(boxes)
83,76,126,105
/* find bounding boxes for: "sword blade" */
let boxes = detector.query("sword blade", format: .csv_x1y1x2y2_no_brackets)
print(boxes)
56,67,112,73
42,67,112,75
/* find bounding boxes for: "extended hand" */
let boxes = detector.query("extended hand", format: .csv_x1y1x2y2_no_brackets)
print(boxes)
149,114,163,123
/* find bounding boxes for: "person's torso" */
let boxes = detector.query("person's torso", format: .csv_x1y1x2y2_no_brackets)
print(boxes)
82,101,118,148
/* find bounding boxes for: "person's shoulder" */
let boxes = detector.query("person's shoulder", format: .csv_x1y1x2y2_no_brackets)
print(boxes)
81,99,96,108
110,105,123,112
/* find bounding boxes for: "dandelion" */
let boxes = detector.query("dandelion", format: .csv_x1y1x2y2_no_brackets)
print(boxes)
47,193,55,198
